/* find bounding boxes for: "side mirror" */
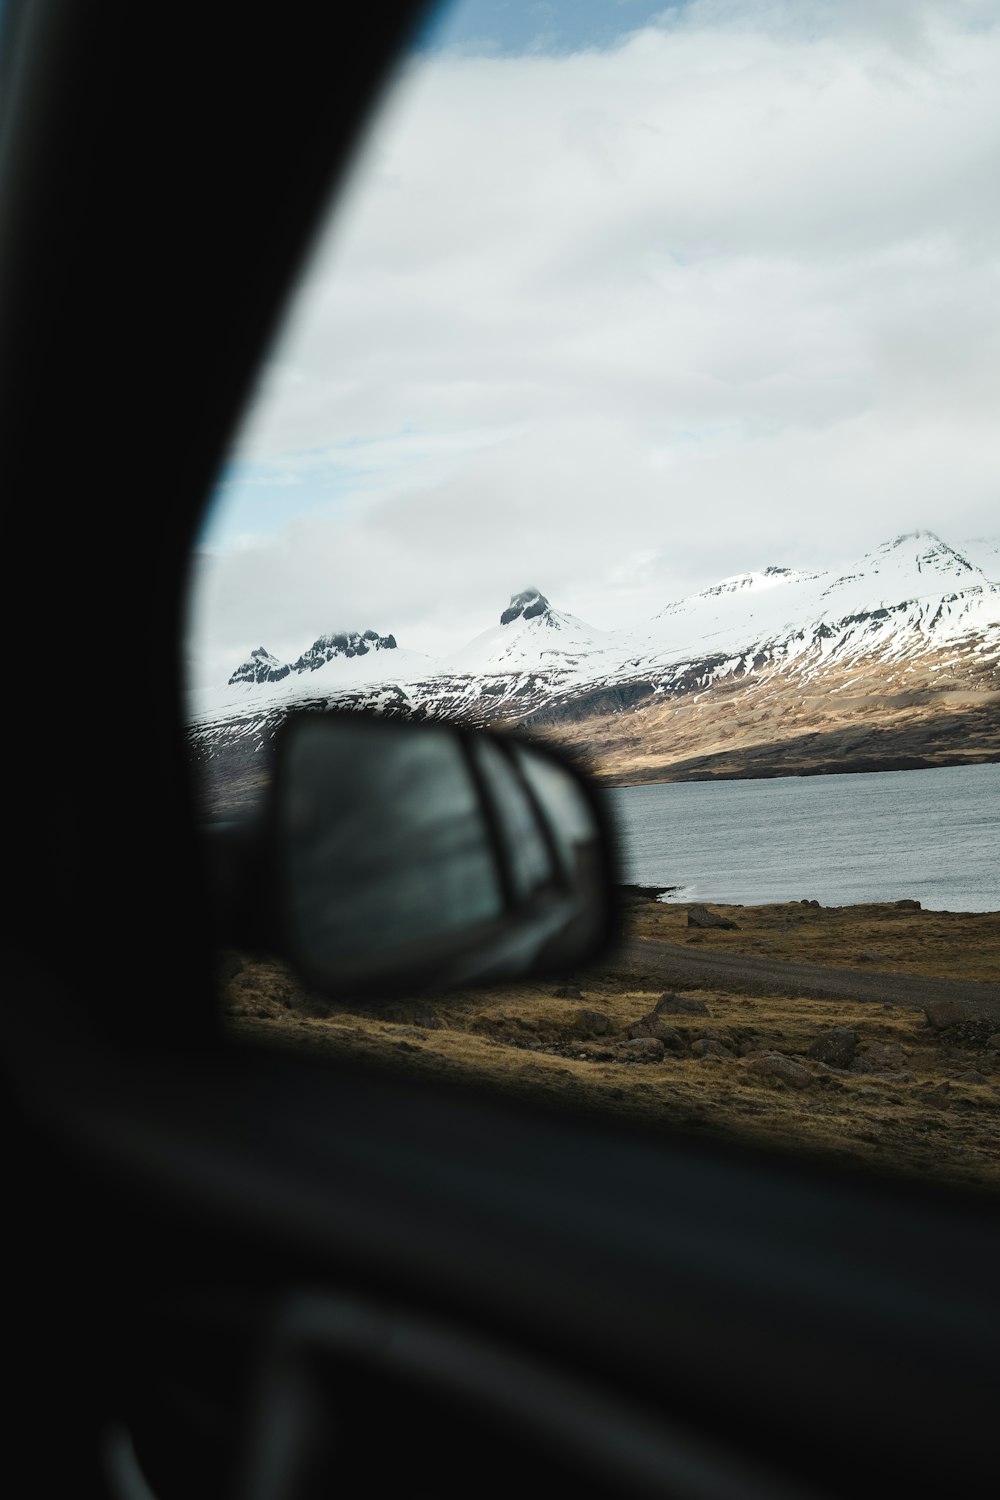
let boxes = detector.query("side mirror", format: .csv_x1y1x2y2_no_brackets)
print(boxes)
207,711,618,995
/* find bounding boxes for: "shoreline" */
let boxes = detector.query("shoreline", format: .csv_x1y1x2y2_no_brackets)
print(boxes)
596,752,999,790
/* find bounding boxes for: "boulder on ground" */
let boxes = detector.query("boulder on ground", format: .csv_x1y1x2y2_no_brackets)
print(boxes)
745,1053,812,1089
687,905,739,930
654,992,710,1017
850,1041,907,1074
655,1025,687,1053
894,899,921,910
619,1037,665,1062
628,1015,685,1048
576,1009,611,1037
553,984,583,1000
691,1038,734,1060
807,1025,858,1069
924,999,984,1031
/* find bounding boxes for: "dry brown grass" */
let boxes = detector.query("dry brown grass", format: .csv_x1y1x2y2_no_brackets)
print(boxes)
626,900,1000,983
533,649,999,784
220,901,1000,1196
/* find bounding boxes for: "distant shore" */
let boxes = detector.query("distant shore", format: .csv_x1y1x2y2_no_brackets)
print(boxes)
595,748,998,788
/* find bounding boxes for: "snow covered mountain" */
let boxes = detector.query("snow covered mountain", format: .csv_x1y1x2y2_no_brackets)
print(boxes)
593,532,997,706
188,531,999,808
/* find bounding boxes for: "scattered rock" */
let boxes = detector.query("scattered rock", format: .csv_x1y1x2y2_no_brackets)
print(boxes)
929,1002,995,1038
691,1038,734,1060
989,1035,1000,1051
655,1026,687,1053
945,1018,1000,1049
745,1053,812,1089
654,993,710,1017
553,984,583,1000
576,1008,611,1037
628,1015,686,1048
807,1026,858,1069
923,999,984,1031
687,905,739,930
619,1037,665,1063
851,1041,907,1074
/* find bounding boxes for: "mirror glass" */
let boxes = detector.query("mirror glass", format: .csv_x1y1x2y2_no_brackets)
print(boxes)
510,745,602,888
469,737,557,904
278,716,505,979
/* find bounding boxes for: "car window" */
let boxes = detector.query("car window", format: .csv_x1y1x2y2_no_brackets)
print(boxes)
186,0,1000,1194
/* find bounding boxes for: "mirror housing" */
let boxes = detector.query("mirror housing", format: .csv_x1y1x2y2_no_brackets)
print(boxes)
206,711,618,996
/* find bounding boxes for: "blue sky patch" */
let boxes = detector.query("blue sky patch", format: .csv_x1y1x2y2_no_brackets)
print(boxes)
415,0,688,57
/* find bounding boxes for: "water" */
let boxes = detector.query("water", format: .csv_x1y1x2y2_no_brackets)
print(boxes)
604,763,999,912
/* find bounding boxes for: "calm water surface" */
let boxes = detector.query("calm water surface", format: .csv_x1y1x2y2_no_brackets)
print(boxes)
604,763,999,912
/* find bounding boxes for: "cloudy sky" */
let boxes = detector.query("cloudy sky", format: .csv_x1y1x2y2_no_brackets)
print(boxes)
187,0,1000,685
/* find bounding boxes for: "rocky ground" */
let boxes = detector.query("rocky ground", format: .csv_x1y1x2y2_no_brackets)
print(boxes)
220,897,1000,1195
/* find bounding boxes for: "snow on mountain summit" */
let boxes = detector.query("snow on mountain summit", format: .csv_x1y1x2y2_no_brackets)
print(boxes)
446,588,604,677
820,531,983,603
616,530,996,685
682,565,812,604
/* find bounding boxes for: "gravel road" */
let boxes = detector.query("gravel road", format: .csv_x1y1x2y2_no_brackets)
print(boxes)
610,937,1000,1013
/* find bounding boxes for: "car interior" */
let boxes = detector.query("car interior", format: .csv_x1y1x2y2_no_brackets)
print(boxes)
2,3,997,1496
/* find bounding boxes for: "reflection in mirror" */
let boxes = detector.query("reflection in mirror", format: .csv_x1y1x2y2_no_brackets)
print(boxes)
469,737,557,905
511,744,601,888
279,717,504,980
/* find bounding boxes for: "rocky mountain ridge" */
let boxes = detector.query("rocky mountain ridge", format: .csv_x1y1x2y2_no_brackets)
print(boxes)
189,530,999,811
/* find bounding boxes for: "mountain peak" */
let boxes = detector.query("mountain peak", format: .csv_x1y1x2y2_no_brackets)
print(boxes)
292,628,397,673
500,588,551,626
824,532,981,599
228,646,289,687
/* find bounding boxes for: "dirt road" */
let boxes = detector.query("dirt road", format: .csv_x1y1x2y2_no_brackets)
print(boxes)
612,937,1000,1013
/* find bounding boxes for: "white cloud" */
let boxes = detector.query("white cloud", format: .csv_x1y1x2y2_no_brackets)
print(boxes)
191,0,1000,674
